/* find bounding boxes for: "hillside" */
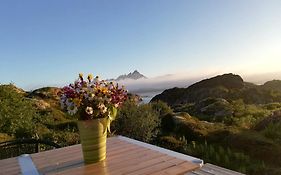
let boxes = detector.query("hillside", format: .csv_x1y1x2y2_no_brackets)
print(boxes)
152,73,281,105
0,84,79,146
150,73,281,174
262,80,281,92
2,74,281,174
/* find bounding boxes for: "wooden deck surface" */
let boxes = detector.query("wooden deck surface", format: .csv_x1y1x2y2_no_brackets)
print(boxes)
0,136,200,175
186,163,245,175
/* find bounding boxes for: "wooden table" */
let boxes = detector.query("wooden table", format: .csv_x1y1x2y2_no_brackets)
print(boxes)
0,136,202,175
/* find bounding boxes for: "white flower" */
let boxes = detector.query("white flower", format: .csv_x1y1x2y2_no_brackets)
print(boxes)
97,103,107,114
65,99,73,107
114,103,119,108
85,107,93,115
67,105,78,115
101,106,107,114
97,103,105,109
93,76,100,83
74,79,79,85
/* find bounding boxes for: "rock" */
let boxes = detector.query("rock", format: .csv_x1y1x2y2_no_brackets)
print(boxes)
254,110,281,131
115,70,147,81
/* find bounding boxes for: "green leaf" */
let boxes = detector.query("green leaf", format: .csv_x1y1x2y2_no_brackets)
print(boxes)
109,106,117,121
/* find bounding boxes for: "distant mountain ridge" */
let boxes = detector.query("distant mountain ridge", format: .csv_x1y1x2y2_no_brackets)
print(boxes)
151,73,281,106
112,70,147,81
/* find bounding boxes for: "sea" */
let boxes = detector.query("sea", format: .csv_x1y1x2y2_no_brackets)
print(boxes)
134,90,164,104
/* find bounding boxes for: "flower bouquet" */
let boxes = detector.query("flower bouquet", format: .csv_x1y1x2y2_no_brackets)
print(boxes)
60,73,127,164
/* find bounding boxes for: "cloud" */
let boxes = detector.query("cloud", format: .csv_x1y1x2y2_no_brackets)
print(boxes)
118,70,281,94
117,71,216,93
243,71,281,85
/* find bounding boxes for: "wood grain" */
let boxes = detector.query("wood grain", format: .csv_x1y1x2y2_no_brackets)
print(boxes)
0,136,200,175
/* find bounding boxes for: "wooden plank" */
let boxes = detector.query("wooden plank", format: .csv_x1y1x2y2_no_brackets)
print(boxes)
0,157,21,175
125,158,185,175
0,157,18,166
118,136,204,166
188,169,216,175
202,164,244,175
105,143,143,157
42,137,200,175
0,136,202,175
44,149,145,174
185,163,245,175
72,153,166,175
150,161,199,175
32,137,134,166
47,161,107,175
34,139,146,172
110,155,175,175
59,155,173,175
40,141,148,174
46,148,165,175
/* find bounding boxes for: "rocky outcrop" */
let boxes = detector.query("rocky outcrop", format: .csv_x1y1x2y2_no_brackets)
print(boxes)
115,70,147,81
151,73,281,105
254,110,281,131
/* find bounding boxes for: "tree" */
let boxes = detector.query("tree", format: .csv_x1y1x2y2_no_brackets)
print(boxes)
0,85,37,138
112,101,160,143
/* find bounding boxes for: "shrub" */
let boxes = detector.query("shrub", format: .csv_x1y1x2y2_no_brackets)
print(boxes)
262,122,281,143
183,141,267,174
0,133,12,142
0,85,37,138
112,101,160,143
150,101,173,117
156,136,185,151
263,103,281,110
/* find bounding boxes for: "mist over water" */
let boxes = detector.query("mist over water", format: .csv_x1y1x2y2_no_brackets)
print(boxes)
118,73,208,103
135,90,164,104
118,71,281,104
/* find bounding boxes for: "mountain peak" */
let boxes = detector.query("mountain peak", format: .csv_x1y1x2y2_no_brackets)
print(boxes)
151,73,245,105
115,70,147,81
188,73,244,90
132,70,139,74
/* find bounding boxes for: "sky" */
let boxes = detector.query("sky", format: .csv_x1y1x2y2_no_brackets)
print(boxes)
0,0,281,90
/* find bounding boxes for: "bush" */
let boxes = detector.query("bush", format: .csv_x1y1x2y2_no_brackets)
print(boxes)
230,100,270,128
156,136,185,151
112,101,160,143
183,141,267,174
263,103,281,110
150,101,173,117
262,122,281,143
0,133,12,142
0,85,37,138
45,120,78,132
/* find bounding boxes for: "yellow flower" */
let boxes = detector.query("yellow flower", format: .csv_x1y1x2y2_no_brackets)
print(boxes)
101,87,108,94
87,74,93,81
79,73,83,79
95,86,108,94
73,98,81,106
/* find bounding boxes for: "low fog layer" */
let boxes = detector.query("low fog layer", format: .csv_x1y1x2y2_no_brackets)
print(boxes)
23,71,281,92
243,71,281,85
117,73,215,94
118,71,281,94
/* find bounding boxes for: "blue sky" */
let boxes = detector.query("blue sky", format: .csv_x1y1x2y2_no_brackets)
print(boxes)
0,0,281,89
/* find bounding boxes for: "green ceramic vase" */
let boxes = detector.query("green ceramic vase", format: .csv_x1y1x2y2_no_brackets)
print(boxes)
77,118,107,164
